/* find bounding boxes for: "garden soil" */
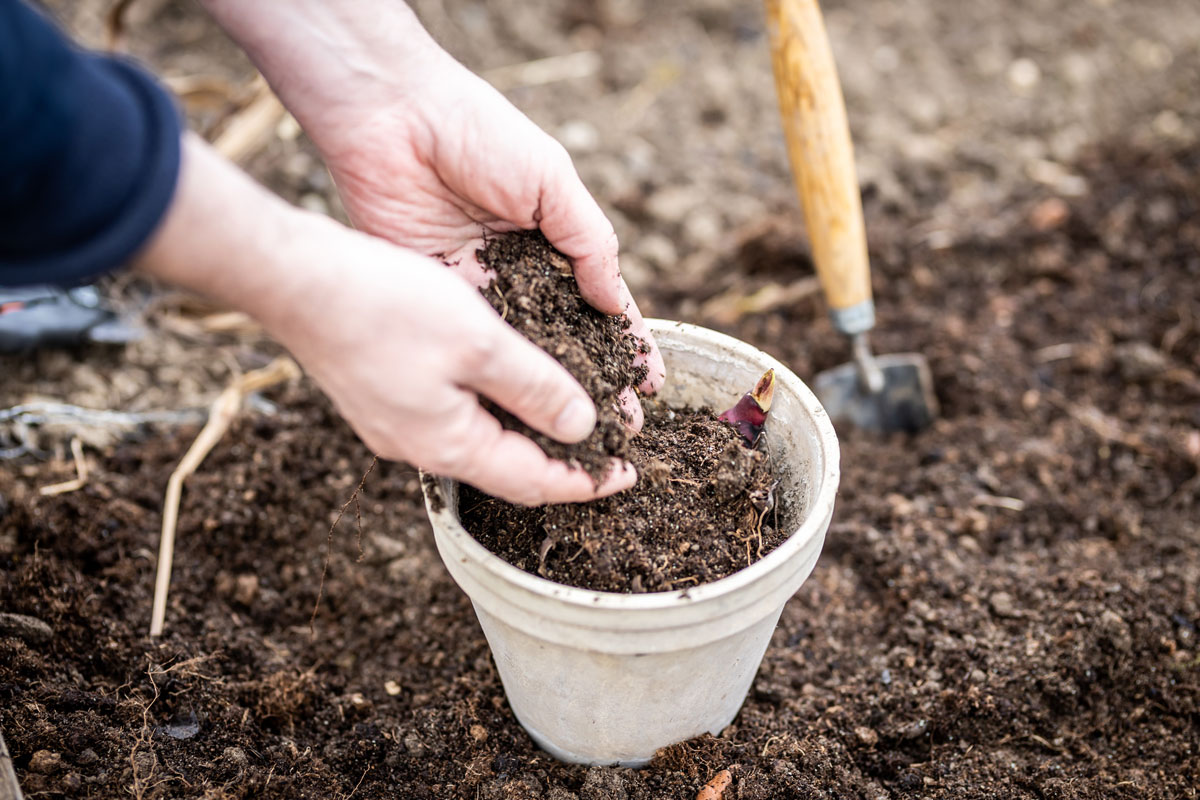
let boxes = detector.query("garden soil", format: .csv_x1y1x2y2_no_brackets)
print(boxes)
466,231,781,593
3,0,1200,798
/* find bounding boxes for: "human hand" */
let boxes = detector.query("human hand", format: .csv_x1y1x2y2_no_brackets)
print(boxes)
137,136,637,505
198,0,666,424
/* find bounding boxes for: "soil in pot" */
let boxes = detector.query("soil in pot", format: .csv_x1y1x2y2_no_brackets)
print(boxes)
461,232,786,593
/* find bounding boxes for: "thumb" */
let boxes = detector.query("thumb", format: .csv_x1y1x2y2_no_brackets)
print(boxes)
534,146,624,315
464,317,598,444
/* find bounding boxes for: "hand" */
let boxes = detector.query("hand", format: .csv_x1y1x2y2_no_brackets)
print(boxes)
137,137,637,505
198,0,667,412
269,226,640,505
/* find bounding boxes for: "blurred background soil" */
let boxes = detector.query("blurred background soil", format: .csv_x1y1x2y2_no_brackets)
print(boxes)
1,0,1198,797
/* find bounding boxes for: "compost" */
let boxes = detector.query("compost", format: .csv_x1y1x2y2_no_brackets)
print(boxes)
1,0,1198,795
465,231,782,593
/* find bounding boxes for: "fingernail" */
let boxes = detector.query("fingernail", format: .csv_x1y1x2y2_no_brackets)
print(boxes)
555,397,596,441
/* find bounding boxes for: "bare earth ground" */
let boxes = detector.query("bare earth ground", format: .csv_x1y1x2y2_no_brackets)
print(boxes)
2,0,1199,797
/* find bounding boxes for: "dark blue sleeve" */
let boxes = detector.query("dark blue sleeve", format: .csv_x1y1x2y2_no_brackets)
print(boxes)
0,0,182,286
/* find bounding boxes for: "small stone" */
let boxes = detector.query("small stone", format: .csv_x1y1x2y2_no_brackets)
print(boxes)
989,592,1018,618
1113,341,1168,382
557,120,599,153
75,748,98,766
62,772,82,790
402,731,427,757
1007,58,1041,90
899,719,927,739
384,680,402,696
30,749,62,774
969,668,987,683
234,574,260,606
880,668,892,685
1099,608,1132,653
1029,197,1069,231
645,185,703,224
223,746,248,766
854,726,879,746
0,612,53,645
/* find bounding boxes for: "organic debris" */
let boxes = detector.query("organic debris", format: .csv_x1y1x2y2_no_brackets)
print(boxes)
695,769,733,800
150,357,299,637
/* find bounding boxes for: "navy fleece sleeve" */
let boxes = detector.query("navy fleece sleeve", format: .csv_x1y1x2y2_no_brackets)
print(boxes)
0,0,182,286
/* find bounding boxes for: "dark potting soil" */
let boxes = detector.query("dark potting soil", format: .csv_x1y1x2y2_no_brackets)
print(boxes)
468,231,783,593
462,401,782,593
475,231,648,484
2,142,1199,799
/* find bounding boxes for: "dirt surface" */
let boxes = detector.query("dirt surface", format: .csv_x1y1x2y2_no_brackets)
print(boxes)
464,401,780,593
3,0,1200,798
475,232,646,483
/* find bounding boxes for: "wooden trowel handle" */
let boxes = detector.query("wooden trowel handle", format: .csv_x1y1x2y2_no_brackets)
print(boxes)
765,0,874,334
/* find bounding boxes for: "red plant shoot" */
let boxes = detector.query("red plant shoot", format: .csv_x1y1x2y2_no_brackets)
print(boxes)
718,369,776,447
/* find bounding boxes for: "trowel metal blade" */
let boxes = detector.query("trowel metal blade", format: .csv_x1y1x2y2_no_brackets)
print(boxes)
814,353,937,433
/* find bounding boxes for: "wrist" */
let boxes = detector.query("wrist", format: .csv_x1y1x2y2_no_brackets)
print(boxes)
199,0,453,150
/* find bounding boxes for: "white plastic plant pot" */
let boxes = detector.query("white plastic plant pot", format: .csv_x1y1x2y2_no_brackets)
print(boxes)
421,320,839,767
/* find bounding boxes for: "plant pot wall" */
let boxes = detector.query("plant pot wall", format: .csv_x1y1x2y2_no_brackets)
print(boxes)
422,320,839,767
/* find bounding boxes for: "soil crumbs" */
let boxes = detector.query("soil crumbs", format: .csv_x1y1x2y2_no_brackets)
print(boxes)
469,231,781,593
463,402,780,593
475,231,647,483
2,143,1199,799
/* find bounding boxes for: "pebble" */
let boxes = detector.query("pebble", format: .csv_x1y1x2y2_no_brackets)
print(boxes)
223,746,248,766
1099,608,1132,653
1113,341,1168,382
30,749,62,774
234,574,260,606
1007,58,1041,90
854,726,879,746
0,612,53,645
989,592,1018,618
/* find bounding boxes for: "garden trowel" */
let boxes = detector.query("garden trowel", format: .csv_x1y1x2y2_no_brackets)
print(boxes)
764,0,937,433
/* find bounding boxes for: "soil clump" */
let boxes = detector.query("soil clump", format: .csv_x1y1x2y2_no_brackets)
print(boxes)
475,231,647,484
462,401,781,593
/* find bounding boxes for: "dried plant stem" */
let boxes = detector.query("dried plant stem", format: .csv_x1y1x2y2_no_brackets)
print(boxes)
150,358,299,637
38,438,88,497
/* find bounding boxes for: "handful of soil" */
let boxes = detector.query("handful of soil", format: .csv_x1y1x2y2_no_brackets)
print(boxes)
476,231,647,483
462,233,783,593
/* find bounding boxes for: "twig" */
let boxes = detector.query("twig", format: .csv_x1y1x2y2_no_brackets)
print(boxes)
309,457,378,634
38,438,89,497
212,77,288,164
150,358,300,637
0,724,22,800
482,51,601,92
105,0,138,51
342,766,372,800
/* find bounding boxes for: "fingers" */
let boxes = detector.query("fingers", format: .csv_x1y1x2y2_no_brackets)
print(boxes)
618,388,644,432
465,318,598,444
535,149,625,315
529,152,667,395
449,402,638,505
618,278,667,394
